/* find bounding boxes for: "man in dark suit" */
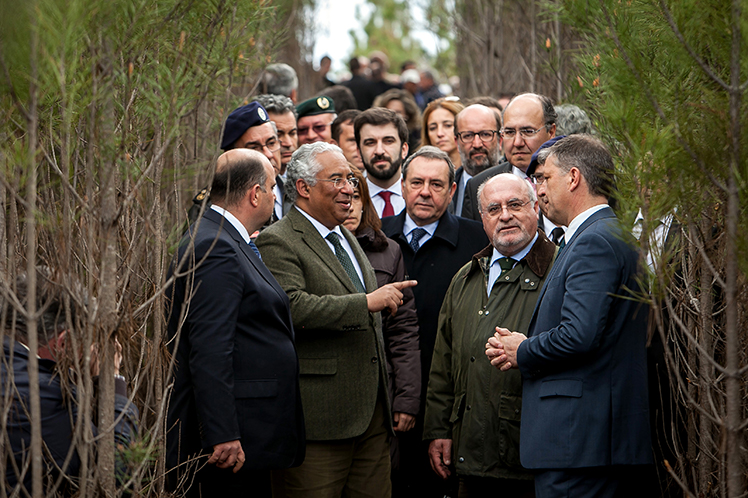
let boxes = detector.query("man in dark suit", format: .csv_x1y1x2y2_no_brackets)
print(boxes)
166,149,305,497
381,146,488,497
256,142,416,497
486,135,652,497
451,104,503,216
461,93,557,220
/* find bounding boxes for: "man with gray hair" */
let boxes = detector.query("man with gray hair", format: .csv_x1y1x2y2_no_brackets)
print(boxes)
261,63,299,103
424,173,556,497
256,142,416,497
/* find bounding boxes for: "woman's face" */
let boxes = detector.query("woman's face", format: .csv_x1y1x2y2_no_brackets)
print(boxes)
385,99,407,121
427,107,457,155
343,188,363,232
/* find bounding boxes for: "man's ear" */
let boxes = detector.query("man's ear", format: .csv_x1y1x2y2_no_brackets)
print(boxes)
248,184,262,207
296,178,312,200
567,167,582,191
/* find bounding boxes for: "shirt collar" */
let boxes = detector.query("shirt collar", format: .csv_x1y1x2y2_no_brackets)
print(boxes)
489,232,538,266
564,203,609,243
367,177,403,197
403,213,439,237
210,204,251,243
295,205,344,240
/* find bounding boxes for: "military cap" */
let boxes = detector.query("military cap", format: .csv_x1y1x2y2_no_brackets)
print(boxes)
527,135,566,176
296,96,336,119
221,101,271,151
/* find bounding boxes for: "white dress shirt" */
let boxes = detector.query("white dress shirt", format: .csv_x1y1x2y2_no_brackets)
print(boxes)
210,204,250,243
367,178,405,217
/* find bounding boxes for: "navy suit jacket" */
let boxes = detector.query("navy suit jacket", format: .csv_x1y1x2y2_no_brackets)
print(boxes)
166,209,305,478
517,206,652,469
460,159,512,221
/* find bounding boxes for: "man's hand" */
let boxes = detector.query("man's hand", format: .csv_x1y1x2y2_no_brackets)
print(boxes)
207,440,245,473
427,439,452,479
485,327,527,371
366,280,417,314
393,412,416,432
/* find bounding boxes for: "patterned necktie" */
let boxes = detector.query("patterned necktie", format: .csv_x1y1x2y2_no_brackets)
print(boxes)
248,239,262,260
325,233,366,293
550,227,565,246
379,191,395,217
498,257,516,276
409,228,428,253
558,237,567,253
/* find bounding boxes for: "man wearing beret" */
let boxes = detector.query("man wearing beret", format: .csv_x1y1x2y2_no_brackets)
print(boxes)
189,102,283,224
296,96,337,146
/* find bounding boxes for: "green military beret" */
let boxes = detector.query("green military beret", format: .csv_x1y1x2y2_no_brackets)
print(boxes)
296,96,336,118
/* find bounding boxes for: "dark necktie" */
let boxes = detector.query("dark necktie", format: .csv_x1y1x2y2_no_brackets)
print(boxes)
249,239,262,260
498,257,516,276
558,237,567,253
326,233,366,293
409,228,428,253
379,191,395,218
549,227,565,246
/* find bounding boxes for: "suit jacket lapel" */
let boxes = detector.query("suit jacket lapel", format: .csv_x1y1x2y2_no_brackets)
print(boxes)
289,209,360,294
342,228,376,292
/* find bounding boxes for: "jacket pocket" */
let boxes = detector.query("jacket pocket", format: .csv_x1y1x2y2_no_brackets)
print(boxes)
539,379,583,398
299,357,337,375
234,379,278,398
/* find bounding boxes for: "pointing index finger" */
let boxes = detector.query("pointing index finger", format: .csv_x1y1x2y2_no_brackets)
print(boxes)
394,280,418,289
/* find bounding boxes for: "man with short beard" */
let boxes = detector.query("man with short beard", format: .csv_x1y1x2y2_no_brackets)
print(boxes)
354,108,410,218
452,105,504,216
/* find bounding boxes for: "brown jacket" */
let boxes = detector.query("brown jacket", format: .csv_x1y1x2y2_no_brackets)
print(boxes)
356,227,421,416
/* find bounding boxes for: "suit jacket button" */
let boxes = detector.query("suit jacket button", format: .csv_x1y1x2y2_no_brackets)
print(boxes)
371,357,378,364
470,356,475,362
458,457,465,463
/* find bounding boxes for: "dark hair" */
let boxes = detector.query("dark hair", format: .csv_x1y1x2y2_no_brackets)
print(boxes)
349,167,389,251
353,108,409,148
318,85,357,114
332,109,362,143
420,97,464,148
3,268,80,344
504,93,557,127
252,94,297,118
402,145,455,186
542,134,615,198
372,89,422,131
210,154,268,207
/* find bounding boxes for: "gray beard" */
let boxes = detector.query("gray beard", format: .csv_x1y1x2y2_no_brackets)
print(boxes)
460,146,500,176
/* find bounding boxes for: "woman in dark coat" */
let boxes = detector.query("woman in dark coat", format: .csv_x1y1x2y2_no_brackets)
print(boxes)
343,166,421,468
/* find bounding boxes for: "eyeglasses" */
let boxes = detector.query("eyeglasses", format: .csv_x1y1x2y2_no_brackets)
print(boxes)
246,136,281,153
297,123,332,136
317,177,359,189
456,130,498,144
531,175,547,185
483,199,532,217
500,125,550,140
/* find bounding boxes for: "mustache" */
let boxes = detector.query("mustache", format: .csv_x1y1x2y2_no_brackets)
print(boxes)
371,153,391,162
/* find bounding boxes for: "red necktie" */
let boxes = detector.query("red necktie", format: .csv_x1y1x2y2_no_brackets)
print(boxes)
379,191,395,218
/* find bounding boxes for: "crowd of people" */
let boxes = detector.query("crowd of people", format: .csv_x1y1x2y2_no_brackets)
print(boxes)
4,56,659,498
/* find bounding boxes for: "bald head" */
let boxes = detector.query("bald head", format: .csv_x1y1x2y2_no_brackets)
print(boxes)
455,104,502,176
212,149,271,208
501,93,557,172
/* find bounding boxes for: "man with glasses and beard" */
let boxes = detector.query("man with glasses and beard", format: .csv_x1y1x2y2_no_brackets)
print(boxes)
451,104,504,216
354,108,410,218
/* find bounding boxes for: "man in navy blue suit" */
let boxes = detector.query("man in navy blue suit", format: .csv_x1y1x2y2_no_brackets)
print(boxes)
486,135,652,497
166,148,305,497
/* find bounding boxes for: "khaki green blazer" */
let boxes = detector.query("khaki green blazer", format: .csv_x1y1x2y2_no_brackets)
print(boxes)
256,207,392,440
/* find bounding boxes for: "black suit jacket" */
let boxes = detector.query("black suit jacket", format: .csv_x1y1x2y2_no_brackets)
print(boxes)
166,209,305,489
381,211,488,401
461,159,512,221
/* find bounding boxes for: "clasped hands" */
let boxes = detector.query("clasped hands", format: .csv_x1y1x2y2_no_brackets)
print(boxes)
485,327,527,371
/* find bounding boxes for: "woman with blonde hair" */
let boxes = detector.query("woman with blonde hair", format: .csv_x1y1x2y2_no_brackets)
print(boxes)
419,97,464,168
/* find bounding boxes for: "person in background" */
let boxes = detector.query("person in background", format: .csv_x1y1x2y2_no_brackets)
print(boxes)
317,85,358,115
373,88,422,154
296,96,337,145
260,63,299,103
343,166,421,473
420,97,465,171
332,109,364,170
3,268,139,494
419,70,444,107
